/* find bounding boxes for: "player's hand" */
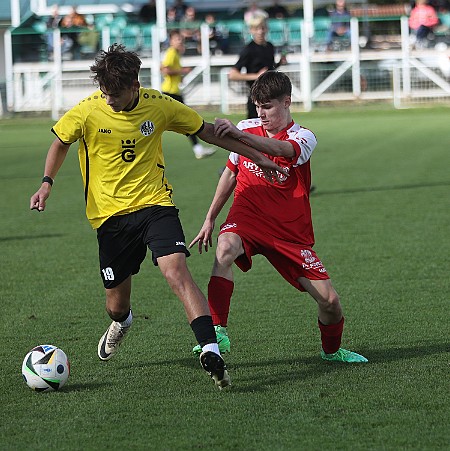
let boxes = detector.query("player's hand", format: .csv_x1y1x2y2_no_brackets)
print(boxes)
257,156,289,184
260,167,289,184
30,185,52,212
278,55,287,66
189,219,215,254
214,118,243,140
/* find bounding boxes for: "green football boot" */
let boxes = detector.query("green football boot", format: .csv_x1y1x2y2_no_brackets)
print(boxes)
192,325,231,356
321,348,368,363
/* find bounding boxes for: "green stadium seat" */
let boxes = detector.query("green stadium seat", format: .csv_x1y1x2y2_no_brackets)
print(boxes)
121,25,141,51
286,18,302,50
141,24,153,52
32,20,47,33
267,19,287,48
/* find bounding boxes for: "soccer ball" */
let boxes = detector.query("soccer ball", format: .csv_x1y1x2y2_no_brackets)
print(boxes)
22,345,70,392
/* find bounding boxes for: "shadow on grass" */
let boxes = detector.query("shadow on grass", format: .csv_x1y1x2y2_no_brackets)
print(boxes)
231,341,449,392
311,180,450,197
355,341,450,363
0,233,64,242
119,341,448,392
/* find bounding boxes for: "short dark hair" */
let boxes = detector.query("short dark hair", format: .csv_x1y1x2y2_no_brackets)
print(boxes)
90,43,142,91
250,70,292,104
169,29,181,39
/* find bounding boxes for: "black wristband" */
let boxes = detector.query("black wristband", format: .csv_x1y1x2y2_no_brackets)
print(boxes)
42,176,54,186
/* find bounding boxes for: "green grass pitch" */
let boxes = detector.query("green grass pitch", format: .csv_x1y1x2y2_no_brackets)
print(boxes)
0,106,449,450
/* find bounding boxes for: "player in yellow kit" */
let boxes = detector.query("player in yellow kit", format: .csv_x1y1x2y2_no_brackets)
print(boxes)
161,29,216,159
29,44,285,390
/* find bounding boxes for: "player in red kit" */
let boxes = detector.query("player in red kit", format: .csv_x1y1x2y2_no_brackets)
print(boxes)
190,70,367,363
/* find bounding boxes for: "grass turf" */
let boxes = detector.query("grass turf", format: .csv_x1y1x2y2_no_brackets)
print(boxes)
0,107,449,450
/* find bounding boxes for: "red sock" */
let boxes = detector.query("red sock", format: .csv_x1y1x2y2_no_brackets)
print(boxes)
208,276,234,326
318,317,344,354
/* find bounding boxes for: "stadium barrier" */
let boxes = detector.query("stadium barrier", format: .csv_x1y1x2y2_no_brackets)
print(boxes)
3,16,450,117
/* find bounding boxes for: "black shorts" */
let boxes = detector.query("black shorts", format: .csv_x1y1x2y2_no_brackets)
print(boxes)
97,206,190,288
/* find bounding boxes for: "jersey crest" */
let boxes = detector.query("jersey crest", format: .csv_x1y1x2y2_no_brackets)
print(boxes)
140,120,155,136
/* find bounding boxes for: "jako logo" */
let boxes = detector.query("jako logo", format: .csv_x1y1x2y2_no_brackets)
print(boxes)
98,128,112,134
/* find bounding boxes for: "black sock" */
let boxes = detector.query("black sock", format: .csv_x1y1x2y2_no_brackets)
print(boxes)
112,309,131,323
190,315,217,347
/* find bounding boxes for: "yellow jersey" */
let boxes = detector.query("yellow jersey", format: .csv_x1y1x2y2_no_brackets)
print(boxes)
161,47,182,95
52,88,204,229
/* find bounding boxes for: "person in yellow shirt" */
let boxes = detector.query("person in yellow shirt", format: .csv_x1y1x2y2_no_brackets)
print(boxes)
29,44,286,390
161,29,216,159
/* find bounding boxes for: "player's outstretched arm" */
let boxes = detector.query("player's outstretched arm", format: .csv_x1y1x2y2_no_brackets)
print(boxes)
214,118,296,158
30,139,71,212
189,167,236,254
228,67,268,82
198,122,288,183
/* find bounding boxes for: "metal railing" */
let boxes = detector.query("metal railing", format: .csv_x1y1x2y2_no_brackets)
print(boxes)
3,16,450,118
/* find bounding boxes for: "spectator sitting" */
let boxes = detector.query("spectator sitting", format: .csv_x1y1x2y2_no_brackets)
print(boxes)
60,6,87,28
204,13,229,55
327,0,351,49
266,0,290,19
166,7,178,26
172,0,188,22
60,6,87,59
46,4,61,29
416,0,450,13
77,16,99,56
180,6,201,54
139,0,156,23
409,0,440,48
244,2,268,26
46,4,62,55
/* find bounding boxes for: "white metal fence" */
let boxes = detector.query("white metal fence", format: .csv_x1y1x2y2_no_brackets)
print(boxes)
3,16,450,118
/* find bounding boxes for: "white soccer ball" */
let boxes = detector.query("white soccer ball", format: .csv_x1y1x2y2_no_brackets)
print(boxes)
22,345,70,392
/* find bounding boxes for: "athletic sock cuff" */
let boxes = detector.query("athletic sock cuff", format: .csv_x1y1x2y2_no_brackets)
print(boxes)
116,309,132,325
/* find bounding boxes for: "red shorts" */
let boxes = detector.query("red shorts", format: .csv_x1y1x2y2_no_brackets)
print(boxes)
218,219,329,292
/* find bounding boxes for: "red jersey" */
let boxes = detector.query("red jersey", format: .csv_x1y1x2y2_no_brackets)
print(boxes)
225,119,317,246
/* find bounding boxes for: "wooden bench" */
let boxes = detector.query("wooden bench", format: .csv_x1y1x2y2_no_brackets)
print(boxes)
350,4,409,20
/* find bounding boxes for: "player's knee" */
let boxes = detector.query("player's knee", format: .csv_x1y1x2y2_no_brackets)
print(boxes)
327,292,341,314
215,240,240,266
161,265,184,289
319,290,341,313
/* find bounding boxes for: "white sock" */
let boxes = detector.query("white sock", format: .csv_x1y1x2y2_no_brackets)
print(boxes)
119,310,133,328
202,343,220,356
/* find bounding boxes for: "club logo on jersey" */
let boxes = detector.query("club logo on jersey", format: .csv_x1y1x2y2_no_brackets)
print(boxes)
140,120,155,137
121,139,136,162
